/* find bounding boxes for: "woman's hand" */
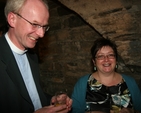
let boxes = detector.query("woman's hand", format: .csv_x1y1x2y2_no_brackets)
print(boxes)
119,108,134,113
110,108,136,113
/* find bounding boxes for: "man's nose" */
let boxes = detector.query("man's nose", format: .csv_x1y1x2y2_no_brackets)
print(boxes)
36,27,45,38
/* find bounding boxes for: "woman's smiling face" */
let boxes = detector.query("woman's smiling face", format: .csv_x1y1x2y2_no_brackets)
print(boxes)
94,46,116,74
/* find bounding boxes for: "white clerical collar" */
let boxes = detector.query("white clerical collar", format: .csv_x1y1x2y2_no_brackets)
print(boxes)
5,32,27,54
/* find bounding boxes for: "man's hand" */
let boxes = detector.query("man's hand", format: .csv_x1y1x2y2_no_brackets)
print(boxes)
34,95,72,113
34,104,71,113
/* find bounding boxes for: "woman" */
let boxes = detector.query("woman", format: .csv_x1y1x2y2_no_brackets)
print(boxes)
71,38,141,113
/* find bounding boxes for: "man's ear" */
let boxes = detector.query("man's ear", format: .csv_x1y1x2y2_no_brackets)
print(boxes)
7,12,17,28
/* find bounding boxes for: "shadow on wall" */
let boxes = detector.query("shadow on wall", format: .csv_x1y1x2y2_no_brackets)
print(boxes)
0,1,7,36
0,24,8,36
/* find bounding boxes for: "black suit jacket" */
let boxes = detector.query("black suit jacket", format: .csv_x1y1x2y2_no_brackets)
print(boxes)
0,36,50,113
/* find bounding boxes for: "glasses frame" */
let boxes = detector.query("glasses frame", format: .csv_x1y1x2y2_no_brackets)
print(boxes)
14,13,49,32
95,54,115,60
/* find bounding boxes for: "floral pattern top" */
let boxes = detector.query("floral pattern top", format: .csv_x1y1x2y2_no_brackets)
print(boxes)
85,74,133,113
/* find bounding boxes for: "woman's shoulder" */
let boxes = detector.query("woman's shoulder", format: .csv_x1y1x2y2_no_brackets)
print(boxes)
121,73,138,86
121,74,135,81
78,74,91,81
75,74,91,85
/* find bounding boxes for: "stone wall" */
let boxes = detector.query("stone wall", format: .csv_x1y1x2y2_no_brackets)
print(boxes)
38,0,141,96
37,0,99,96
0,2,6,36
0,0,140,96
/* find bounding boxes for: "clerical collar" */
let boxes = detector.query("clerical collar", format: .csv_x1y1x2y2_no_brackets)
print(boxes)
5,32,27,54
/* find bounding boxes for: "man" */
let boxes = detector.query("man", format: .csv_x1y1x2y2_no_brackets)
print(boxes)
0,0,72,113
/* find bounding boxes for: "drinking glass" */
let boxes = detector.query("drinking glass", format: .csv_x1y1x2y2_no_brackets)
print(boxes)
54,90,67,106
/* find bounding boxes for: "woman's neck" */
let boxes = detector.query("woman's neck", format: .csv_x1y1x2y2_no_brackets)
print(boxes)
93,71,122,86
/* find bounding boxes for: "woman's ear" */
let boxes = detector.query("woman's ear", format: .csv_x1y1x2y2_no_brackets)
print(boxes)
92,59,97,71
92,59,95,65
7,12,17,28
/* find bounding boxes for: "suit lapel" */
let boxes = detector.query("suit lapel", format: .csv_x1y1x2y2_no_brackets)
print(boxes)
0,36,33,106
6,59,33,105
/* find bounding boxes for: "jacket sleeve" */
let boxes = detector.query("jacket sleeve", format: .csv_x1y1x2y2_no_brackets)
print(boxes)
71,75,89,113
122,74,141,112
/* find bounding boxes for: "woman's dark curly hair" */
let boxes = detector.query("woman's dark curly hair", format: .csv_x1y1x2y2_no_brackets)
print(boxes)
91,38,118,61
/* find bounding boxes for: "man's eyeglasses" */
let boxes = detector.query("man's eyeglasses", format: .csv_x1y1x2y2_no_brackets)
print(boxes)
14,13,49,32
95,54,115,60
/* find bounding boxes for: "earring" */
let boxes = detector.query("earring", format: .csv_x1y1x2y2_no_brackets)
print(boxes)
115,64,118,69
94,66,97,71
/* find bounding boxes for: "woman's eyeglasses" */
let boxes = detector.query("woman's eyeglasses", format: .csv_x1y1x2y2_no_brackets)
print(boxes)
95,54,115,60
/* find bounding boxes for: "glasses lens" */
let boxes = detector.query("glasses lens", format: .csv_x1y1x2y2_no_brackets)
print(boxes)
96,54,115,60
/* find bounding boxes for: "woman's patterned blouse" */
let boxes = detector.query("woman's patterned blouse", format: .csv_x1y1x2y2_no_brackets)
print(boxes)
85,74,133,113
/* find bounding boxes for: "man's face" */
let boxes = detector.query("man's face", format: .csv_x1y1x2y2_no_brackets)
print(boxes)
8,0,49,50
